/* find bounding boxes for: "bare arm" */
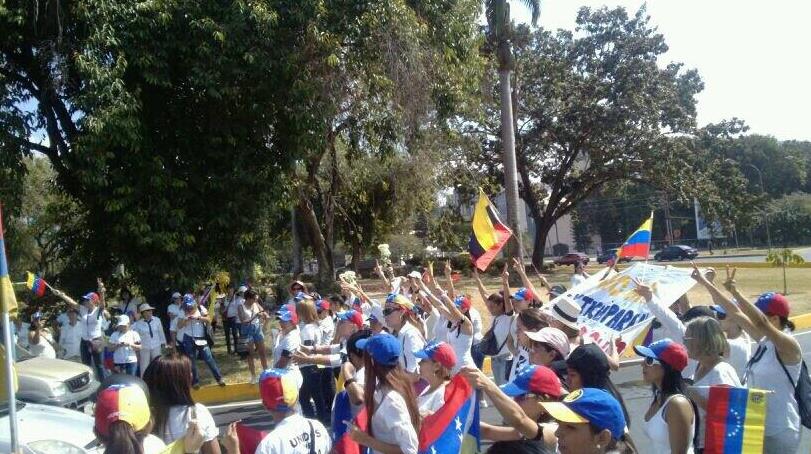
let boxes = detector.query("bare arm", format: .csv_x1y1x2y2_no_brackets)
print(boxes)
512,258,541,305
460,367,541,440
374,260,393,293
501,264,513,315
665,396,694,454
437,289,473,336
443,261,457,300
472,269,489,302
691,264,763,342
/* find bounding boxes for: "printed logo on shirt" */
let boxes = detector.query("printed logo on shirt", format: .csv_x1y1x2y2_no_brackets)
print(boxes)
288,426,324,452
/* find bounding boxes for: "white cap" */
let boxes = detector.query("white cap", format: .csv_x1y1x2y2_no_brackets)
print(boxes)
407,271,422,279
139,303,155,312
237,285,248,294
117,315,130,327
171,292,182,299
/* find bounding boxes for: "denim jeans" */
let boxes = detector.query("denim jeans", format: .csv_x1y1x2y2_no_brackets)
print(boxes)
299,366,329,423
80,339,104,381
182,336,223,384
490,356,510,386
471,343,485,370
223,317,240,353
319,367,337,423
116,362,138,376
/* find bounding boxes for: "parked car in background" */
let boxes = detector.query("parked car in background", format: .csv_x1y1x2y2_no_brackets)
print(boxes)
596,249,632,264
0,400,100,453
654,245,699,261
553,252,590,266
15,346,99,412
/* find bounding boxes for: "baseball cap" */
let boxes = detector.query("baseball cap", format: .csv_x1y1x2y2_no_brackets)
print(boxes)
82,292,100,303
525,327,570,358
407,270,422,279
549,285,567,298
513,287,534,302
755,292,790,318
182,294,196,307
171,292,182,299
566,343,609,375
711,304,727,319
682,305,716,322
337,310,364,329
94,384,151,437
414,340,457,369
315,299,330,312
138,303,155,313
276,306,299,325
633,338,688,372
386,294,414,311
454,296,472,312
541,388,626,440
357,333,401,366
367,306,385,324
237,285,248,294
116,315,130,327
500,364,563,398
259,369,299,411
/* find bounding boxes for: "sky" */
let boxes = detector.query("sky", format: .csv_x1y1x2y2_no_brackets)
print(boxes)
511,0,811,141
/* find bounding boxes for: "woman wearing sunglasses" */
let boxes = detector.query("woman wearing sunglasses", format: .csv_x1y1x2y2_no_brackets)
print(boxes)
634,338,697,454
693,264,802,454
384,294,426,382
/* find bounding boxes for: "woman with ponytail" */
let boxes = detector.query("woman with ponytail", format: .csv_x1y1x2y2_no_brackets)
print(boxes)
347,333,420,454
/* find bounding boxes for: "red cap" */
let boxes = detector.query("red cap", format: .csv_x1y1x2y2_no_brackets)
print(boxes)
755,292,790,318
414,340,457,369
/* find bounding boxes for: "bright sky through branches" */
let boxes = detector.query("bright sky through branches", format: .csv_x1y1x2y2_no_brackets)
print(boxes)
512,0,811,141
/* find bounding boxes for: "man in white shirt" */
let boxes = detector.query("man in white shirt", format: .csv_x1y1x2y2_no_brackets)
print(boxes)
252,369,331,454
58,308,83,361
51,282,110,380
27,312,56,359
167,291,182,347
570,261,589,289
133,303,166,376
177,295,225,387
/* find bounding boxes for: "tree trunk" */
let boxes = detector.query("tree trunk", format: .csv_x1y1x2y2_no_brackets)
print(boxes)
297,194,334,290
498,63,523,261
290,206,303,276
531,219,554,269
351,237,362,272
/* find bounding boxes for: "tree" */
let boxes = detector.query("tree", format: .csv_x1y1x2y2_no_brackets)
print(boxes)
1,1,294,292
766,248,805,295
483,0,541,259
468,6,705,267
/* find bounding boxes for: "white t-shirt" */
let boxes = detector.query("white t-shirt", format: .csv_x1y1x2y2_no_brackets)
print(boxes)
397,322,425,374
432,313,449,344
159,403,219,444
446,326,475,373
470,308,483,343
167,303,180,320
109,330,141,364
56,312,69,327
142,434,166,454
726,332,752,382
177,307,209,340
28,330,56,359
120,299,140,319
14,322,30,348
226,297,242,318
371,389,419,454
255,413,331,454
133,317,166,350
300,323,323,348
79,305,105,340
509,346,532,382
59,321,83,359
273,329,301,372
318,316,335,346
691,361,741,448
491,314,513,359
418,383,447,417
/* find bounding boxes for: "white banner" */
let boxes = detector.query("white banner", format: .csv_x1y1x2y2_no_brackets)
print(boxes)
551,263,696,354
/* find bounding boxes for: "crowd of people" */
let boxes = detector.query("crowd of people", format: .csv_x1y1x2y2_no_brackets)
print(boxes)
8,259,807,454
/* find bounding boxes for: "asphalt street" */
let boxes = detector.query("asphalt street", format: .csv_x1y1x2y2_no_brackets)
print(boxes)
211,329,811,452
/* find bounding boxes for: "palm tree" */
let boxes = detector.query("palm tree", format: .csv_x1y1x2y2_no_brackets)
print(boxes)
766,248,806,295
484,0,540,260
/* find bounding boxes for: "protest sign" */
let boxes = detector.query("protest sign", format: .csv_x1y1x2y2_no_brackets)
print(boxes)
550,263,695,354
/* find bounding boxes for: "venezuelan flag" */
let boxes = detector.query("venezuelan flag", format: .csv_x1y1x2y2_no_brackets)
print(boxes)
0,204,18,315
419,375,480,454
618,213,653,260
705,386,767,454
468,189,512,272
26,272,47,298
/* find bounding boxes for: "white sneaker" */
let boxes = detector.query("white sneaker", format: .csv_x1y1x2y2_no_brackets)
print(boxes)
251,375,258,384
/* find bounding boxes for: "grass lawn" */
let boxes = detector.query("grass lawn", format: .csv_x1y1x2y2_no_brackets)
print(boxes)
200,263,810,385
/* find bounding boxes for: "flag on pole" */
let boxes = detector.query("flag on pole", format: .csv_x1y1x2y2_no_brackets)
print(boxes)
25,272,48,298
704,386,767,454
468,189,513,272
418,374,480,454
0,204,17,315
618,213,653,260
332,390,370,454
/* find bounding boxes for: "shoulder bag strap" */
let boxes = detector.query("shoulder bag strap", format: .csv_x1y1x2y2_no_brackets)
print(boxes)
775,350,799,390
494,316,510,355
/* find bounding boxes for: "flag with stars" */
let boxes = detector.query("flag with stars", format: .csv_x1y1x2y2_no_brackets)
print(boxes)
705,386,767,454
333,390,370,454
418,374,480,454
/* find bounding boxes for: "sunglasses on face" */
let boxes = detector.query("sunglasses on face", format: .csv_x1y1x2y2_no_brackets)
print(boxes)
644,356,661,366
383,307,402,316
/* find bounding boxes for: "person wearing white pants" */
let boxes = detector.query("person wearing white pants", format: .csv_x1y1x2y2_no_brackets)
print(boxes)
133,303,166,376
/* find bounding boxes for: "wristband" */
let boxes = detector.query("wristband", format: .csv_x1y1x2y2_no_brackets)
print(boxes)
344,378,357,387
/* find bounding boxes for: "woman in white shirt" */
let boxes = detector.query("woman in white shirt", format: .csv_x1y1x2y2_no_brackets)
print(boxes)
59,308,83,360
315,298,337,421
383,294,426,383
238,289,269,383
418,279,475,373
682,316,741,451
695,266,803,454
109,315,141,376
144,353,222,454
415,340,457,416
348,333,419,454
273,304,303,388
133,303,166,376
296,299,328,423
27,313,56,359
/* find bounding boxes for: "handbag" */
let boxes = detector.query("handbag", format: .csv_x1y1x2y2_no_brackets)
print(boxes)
477,316,509,357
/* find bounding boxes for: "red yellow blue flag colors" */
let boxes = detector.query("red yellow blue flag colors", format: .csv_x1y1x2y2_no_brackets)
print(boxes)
468,189,512,272
705,386,767,454
0,204,18,315
418,374,480,454
25,272,47,298
333,390,370,454
618,213,653,260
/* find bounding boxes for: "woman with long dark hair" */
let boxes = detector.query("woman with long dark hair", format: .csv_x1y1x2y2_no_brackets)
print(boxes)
347,333,420,454
565,343,631,426
143,354,222,454
238,288,268,384
634,338,696,454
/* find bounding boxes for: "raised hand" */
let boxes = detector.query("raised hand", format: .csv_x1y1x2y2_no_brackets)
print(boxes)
459,366,490,390
631,277,653,301
511,257,525,274
222,421,240,454
501,262,509,281
97,278,106,295
444,260,452,277
183,420,205,454
723,265,737,292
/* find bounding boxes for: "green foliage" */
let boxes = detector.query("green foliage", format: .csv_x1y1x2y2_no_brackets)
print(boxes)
767,249,805,266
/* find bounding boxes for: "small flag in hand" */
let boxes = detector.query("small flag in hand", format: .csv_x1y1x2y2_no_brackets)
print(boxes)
26,272,47,298
705,385,767,454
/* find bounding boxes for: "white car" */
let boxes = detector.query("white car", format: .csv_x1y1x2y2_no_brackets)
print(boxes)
15,347,99,411
0,401,100,453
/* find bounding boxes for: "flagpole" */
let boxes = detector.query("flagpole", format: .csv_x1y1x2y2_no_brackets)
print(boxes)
2,304,19,453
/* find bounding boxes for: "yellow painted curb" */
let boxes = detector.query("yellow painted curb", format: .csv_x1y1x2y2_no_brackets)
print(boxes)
192,382,258,405
791,313,811,330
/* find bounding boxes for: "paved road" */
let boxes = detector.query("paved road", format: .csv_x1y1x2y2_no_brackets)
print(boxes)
211,329,811,452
